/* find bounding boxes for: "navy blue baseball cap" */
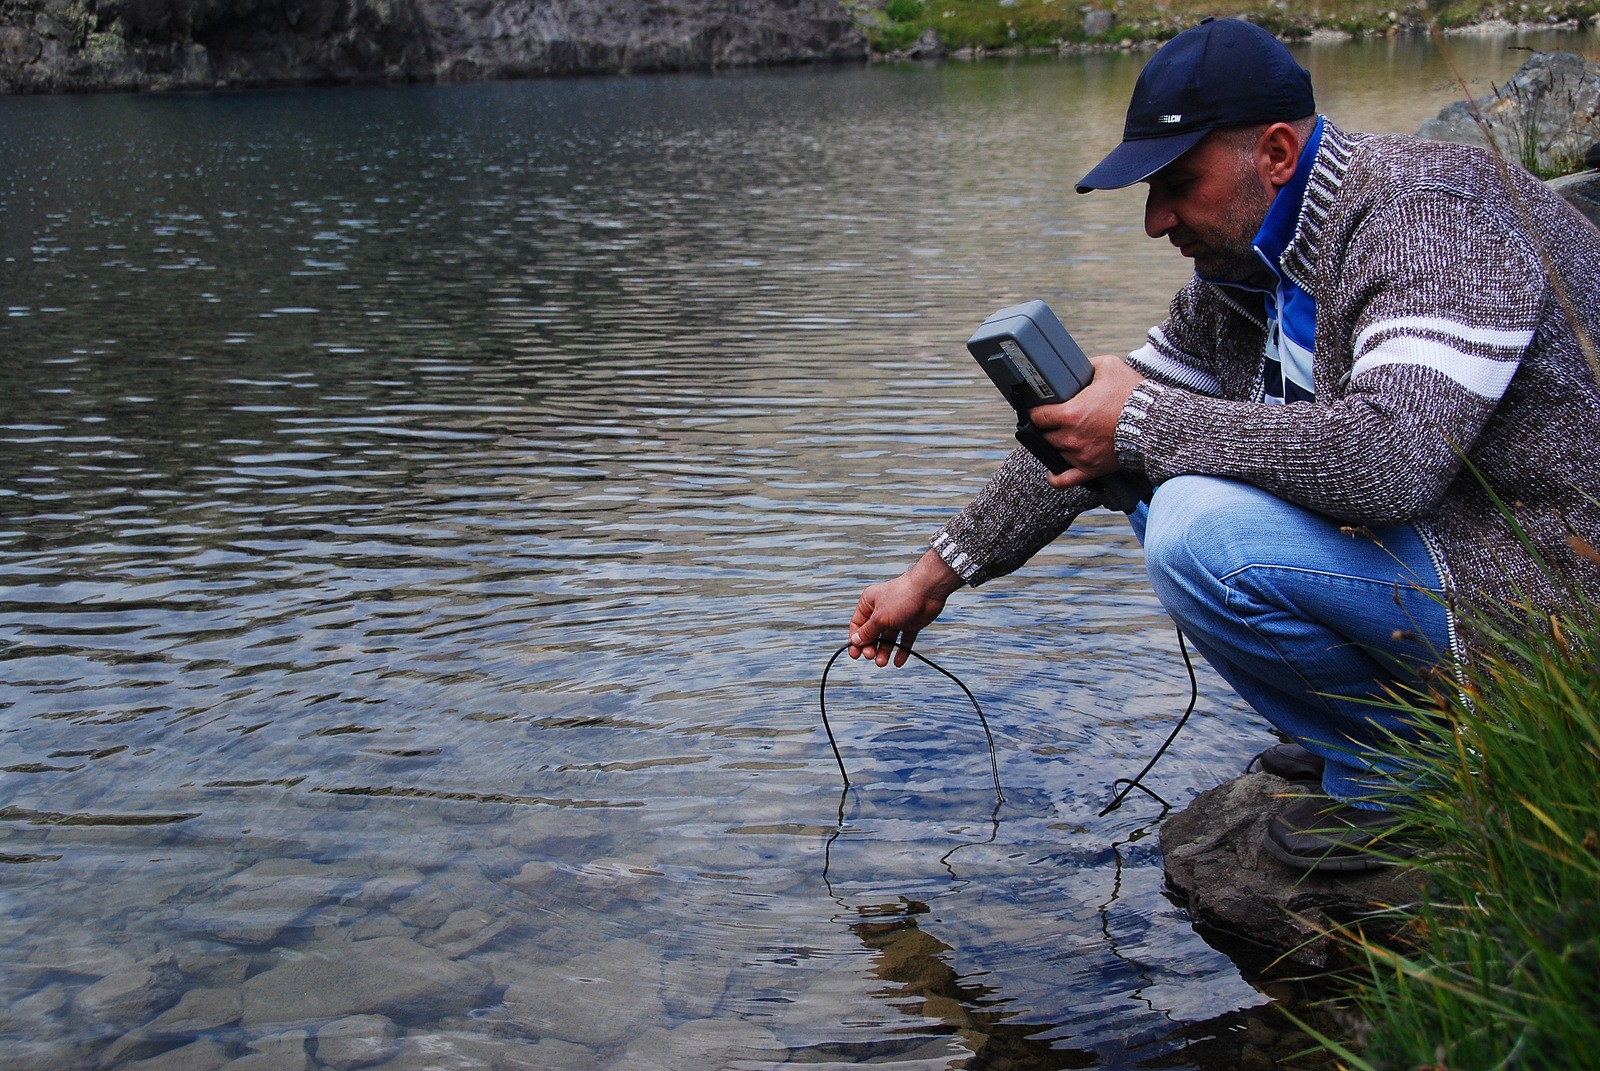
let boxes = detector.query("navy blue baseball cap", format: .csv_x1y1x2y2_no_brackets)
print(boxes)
1076,17,1314,193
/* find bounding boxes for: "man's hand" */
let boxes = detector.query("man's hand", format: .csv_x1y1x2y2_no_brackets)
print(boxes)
848,549,964,668
1028,354,1146,490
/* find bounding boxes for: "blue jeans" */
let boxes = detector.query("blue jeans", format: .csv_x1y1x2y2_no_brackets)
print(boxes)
1130,475,1453,806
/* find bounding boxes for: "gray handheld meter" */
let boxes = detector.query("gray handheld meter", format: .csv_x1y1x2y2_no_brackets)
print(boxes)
966,300,1152,514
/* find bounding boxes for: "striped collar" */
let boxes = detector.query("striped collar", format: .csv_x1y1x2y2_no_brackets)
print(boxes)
1252,116,1325,272
1277,118,1357,292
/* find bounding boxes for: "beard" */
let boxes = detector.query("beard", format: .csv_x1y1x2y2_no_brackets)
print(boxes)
1188,159,1277,282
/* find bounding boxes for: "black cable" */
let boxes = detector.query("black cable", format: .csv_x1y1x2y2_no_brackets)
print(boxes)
818,642,1004,805
818,628,1199,820
1096,629,1199,818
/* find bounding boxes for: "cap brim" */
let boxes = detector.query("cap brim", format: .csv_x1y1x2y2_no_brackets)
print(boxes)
1075,127,1211,193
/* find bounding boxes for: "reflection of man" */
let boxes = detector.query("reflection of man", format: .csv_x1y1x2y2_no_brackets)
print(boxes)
846,18,1600,872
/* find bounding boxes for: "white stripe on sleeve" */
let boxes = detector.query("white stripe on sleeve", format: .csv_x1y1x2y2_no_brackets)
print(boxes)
1353,315,1534,358
1129,331,1222,394
1352,336,1524,399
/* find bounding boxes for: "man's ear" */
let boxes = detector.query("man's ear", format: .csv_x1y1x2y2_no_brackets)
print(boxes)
1256,122,1303,190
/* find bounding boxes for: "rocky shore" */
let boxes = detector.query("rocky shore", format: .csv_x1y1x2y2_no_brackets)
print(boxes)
0,0,869,93
6,2,1596,96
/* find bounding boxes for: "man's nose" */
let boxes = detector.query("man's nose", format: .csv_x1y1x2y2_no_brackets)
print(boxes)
1144,191,1176,239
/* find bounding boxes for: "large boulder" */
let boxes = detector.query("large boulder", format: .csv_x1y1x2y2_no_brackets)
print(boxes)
1160,772,1422,973
1418,51,1600,178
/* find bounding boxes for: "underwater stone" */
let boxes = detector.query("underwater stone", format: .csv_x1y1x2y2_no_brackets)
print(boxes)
313,1014,401,1071
610,1019,789,1071
525,1038,600,1070
75,955,184,1032
184,860,351,946
373,1031,537,1070
500,942,668,1048
121,1038,232,1071
226,1030,312,1071
239,936,493,1026
143,986,244,1038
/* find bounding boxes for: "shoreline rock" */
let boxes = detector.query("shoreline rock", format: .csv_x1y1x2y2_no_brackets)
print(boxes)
1159,772,1421,974
1415,50,1600,227
1418,51,1600,178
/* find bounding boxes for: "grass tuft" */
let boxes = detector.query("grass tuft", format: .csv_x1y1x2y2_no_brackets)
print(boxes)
1308,577,1600,1068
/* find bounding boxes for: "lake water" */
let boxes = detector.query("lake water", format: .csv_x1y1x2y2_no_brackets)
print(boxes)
1,28,1590,1071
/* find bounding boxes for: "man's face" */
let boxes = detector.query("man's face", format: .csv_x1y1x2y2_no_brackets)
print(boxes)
1142,130,1276,282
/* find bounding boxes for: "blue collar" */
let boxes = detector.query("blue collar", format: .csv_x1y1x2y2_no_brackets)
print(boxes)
1251,116,1325,276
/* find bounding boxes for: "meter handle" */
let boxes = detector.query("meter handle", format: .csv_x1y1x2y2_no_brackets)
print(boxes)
1014,417,1152,514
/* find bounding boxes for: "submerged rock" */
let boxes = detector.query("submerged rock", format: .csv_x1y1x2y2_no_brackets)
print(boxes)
500,941,668,1048
313,1014,402,1071
0,0,868,93
121,1038,233,1071
1160,772,1421,972
239,936,493,1026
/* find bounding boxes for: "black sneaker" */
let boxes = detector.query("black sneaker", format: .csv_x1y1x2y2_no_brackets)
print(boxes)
1251,741,1325,782
1263,793,1408,873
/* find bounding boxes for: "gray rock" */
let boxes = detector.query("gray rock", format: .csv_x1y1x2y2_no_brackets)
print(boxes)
75,955,184,1033
500,941,666,1048
389,873,505,930
1418,52,1600,176
0,0,869,94
608,1020,789,1071
239,936,493,1027
121,1039,232,1071
6,983,73,1043
1083,10,1115,37
143,987,244,1038
1549,170,1600,229
224,1031,311,1071
361,1031,530,1070
98,986,246,1070
183,859,350,947
908,28,945,60
1160,772,1422,971
349,868,426,912
420,907,515,958
313,1014,401,1071
523,1039,600,1071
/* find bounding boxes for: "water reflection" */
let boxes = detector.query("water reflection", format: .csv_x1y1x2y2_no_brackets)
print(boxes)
1,28,1589,1069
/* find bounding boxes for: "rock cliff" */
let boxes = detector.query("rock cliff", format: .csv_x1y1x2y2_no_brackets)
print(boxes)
0,0,869,93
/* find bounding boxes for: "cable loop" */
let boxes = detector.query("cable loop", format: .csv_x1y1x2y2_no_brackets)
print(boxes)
818,642,1004,805
818,629,1200,821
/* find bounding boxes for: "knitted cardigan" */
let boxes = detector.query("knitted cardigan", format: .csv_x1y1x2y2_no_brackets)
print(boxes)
930,121,1600,656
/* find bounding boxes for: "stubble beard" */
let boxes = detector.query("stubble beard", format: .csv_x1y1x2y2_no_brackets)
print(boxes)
1191,161,1276,282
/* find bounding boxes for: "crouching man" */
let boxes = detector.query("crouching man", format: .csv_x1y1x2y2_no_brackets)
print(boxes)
847,18,1600,872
